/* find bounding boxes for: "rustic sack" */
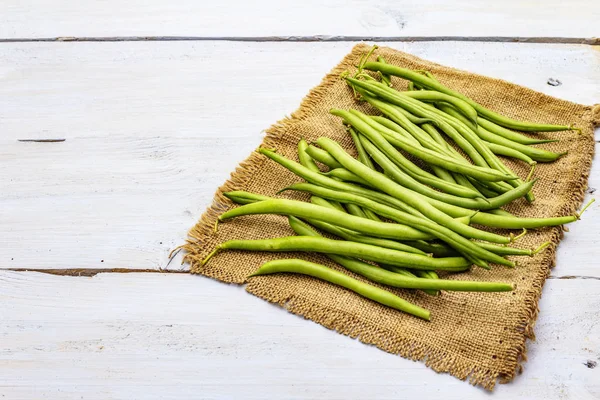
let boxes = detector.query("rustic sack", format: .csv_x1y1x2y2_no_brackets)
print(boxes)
183,43,599,390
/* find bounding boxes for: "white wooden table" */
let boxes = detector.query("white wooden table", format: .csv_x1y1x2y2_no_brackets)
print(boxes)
1,3,599,399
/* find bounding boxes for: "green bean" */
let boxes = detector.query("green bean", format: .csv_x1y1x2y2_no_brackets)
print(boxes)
317,137,518,250
405,241,459,257
362,208,382,222
345,203,368,219
362,61,574,132
487,208,515,217
250,258,431,320
323,168,374,187
434,102,533,199
376,56,392,87
205,236,471,271
305,145,342,169
486,141,536,166
479,118,560,145
332,108,516,182
476,127,566,162
427,195,589,229
349,127,376,169
219,198,434,240
479,241,551,256
281,182,513,266
308,197,345,215
288,217,513,293
298,139,321,172
370,116,421,144
403,90,478,126
341,110,533,210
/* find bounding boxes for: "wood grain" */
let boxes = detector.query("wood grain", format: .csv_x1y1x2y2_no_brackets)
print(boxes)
0,0,599,40
0,271,598,399
1,41,598,275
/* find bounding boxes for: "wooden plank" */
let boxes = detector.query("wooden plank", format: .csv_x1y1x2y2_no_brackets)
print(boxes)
0,41,599,274
0,271,598,399
0,0,599,40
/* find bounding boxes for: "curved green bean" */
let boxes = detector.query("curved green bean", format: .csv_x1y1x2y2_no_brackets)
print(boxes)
403,90,478,126
249,258,431,320
486,141,536,166
298,139,321,172
349,127,375,169
218,198,434,240
323,168,374,187
204,236,471,271
479,118,560,145
305,145,342,169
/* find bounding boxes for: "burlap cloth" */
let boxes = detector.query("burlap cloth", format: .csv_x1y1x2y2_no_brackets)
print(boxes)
183,43,599,390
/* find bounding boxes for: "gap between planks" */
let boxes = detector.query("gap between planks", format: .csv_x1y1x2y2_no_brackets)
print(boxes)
4,267,599,280
0,36,599,45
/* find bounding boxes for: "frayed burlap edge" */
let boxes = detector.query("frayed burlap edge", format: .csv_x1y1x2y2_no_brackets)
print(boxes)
182,43,598,391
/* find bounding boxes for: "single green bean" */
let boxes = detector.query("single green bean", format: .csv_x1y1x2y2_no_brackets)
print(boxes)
298,139,321,172
349,127,376,169
403,90,478,126
305,145,342,169
477,127,566,162
376,56,392,87
250,258,431,320
345,203,368,218
323,168,374,187
219,198,434,241
362,61,574,132
479,118,560,145
486,141,536,166
205,236,471,271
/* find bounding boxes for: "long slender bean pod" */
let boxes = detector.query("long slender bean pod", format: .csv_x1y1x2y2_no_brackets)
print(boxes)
305,145,342,169
349,127,375,169
486,141,536,166
298,139,321,172
218,198,434,240
204,236,471,271
479,118,560,145
403,90,478,126
250,258,431,320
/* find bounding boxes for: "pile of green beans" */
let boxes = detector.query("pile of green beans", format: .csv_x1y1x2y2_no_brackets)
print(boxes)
201,46,593,320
